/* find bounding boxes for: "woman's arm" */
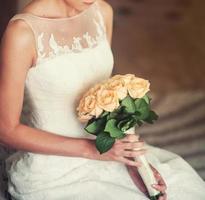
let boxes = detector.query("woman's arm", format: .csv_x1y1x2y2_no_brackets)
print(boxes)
0,20,92,158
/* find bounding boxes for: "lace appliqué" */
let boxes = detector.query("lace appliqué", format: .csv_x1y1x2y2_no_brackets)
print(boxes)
36,10,106,65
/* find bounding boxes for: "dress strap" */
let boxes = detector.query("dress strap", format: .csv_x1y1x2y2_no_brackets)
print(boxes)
95,1,107,36
10,13,37,36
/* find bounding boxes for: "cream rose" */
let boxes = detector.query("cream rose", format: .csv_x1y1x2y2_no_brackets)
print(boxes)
126,77,150,98
111,74,135,85
77,113,93,123
77,94,103,121
121,74,136,84
96,87,120,112
86,83,104,96
105,78,127,100
110,74,123,80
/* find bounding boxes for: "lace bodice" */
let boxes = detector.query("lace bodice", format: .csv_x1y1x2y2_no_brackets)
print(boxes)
9,0,114,137
11,1,108,66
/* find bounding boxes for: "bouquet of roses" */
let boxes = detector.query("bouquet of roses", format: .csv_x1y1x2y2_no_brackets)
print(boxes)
77,74,160,200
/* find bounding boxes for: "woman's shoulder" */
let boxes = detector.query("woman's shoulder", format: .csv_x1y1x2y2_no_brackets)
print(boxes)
97,0,113,18
0,18,36,72
1,18,35,62
97,0,113,31
97,0,113,44
7,0,37,38
3,18,34,45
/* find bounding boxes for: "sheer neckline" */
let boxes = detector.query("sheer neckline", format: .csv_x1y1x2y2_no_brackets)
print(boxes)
19,1,97,21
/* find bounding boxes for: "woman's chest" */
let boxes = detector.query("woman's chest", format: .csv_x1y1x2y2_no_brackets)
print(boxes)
25,40,114,97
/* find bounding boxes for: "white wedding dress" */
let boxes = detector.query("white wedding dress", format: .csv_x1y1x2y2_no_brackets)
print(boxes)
5,1,205,200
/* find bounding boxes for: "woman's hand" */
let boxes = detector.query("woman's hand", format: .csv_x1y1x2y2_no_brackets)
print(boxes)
150,164,167,200
84,134,146,167
126,164,167,199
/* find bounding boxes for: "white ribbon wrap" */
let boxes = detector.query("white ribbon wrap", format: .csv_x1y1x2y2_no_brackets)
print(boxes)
125,126,160,197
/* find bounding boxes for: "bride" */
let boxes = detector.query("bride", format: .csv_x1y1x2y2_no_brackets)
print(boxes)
0,0,204,199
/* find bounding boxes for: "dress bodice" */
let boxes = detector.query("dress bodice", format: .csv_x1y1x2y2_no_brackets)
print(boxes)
10,1,114,138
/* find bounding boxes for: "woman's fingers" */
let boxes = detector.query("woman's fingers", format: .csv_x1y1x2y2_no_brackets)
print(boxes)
122,141,144,150
152,184,166,192
119,157,142,167
150,164,167,189
150,164,159,175
122,149,147,158
154,173,167,190
114,134,147,167
157,177,167,189
150,164,167,199
153,169,162,181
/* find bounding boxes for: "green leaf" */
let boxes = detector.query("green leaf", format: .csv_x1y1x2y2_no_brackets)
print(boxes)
113,105,124,113
117,117,137,132
142,94,150,104
107,112,118,120
99,111,109,118
104,119,125,139
106,106,124,120
131,115,143,127
117,118,130,130
96,132,115,154
144,110,159,124
131,114,140,120
134,98,150,120
84,118,106,135
121,95,136,114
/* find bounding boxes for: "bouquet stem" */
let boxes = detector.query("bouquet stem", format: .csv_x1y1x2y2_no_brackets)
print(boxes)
125,127,160,200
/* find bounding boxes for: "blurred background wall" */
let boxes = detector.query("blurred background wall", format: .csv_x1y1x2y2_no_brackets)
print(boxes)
0,0,204,182
0,0,16,39
17,0,31,11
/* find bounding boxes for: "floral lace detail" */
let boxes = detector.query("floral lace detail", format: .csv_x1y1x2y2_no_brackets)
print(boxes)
36,9,106,65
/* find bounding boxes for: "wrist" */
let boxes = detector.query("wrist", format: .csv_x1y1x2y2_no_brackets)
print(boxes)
82,139,100,160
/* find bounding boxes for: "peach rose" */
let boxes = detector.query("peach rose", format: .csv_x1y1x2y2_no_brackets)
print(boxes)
105,78,127,100
111,74,135,85
121,74,136,84
110,74,123,80
96,87,120,112
77,94,103,122
126,77,150,98
85,83,104,96
77,113,93,123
